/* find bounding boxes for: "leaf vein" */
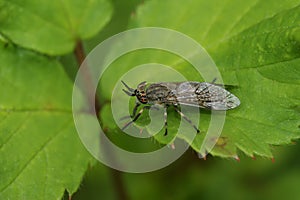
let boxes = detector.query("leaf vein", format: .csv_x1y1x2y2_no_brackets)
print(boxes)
221,0,260,39
201,0,230,41
0,113,32,150
228,115,298,135
5,1,69,36
0,120,72,193
232,57,300,75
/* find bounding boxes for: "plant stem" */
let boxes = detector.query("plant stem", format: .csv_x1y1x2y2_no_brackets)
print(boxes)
74,41,102,115
74,41,129,200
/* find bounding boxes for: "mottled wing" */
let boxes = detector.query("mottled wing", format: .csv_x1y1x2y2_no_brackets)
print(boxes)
161,82,240,110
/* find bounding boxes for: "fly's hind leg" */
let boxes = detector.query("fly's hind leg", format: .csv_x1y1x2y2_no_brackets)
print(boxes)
211,78,238,90
211,77,217,84
174,106,200,134
163,105,168,136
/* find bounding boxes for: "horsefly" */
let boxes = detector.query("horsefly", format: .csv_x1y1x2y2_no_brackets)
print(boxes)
121,80,240,135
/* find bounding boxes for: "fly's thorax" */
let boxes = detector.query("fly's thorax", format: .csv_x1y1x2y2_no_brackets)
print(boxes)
145,83,174,104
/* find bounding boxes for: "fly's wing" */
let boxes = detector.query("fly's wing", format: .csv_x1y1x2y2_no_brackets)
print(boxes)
161,82,240,110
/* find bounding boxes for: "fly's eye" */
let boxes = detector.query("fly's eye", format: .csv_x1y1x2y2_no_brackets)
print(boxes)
136,90,145,96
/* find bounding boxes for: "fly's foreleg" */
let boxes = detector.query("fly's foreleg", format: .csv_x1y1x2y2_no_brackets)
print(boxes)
119,102,141,121
174,106,200,134
132,102,141,117
121,105,151,131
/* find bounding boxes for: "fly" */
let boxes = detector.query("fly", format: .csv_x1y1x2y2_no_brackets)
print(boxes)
121,80,240,135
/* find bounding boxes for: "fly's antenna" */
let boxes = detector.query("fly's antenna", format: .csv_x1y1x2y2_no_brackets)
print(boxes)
121,81,135,92
121,81,135,96
122,89,135,96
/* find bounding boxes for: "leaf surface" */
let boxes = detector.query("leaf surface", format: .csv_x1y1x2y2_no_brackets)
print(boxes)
0,0,112,55
0,44,93,199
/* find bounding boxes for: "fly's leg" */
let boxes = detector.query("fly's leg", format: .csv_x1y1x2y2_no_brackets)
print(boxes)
174,106,200,133
121,105,151,131
119,102,141,121
164,105,168,136
211,78,217,84
211,78,238,90
132,102,141,117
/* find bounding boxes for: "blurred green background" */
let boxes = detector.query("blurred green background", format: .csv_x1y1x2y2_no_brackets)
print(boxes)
72,145,300,200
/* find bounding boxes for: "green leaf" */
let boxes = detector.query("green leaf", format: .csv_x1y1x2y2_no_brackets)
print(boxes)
100,0,300,158
0,43,93,199
0,0,112,55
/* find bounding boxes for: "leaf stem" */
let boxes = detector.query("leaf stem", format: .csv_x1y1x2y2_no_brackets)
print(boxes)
74,41,129,200
74,41,102,115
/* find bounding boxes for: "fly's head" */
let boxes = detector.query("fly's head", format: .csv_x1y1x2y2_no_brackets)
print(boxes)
121,81,148,104
136,81,148,104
